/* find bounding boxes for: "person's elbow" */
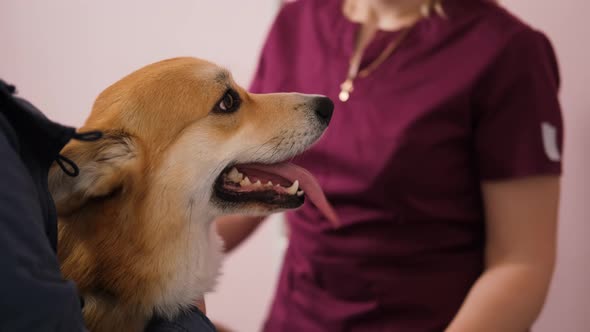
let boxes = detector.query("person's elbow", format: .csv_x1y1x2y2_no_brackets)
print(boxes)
215,215,266,253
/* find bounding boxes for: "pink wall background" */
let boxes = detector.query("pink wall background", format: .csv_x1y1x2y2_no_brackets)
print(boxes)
1,1,588,331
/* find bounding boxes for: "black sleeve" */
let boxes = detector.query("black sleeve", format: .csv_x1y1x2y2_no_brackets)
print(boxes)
0,123,86,331
146,306,218,332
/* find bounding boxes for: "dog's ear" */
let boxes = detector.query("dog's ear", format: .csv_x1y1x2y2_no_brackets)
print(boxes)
49,131,139,216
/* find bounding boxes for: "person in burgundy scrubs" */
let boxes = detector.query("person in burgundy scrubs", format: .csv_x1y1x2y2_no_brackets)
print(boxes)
216,0,563,330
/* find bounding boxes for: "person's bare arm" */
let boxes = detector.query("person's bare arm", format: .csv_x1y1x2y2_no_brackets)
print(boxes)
446,175,559,332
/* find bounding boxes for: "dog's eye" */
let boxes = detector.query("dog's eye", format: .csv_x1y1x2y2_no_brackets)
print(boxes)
219,93,234,111
214,90,240,114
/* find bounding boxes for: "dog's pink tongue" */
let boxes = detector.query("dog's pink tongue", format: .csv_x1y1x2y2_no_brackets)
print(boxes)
243,163,339,227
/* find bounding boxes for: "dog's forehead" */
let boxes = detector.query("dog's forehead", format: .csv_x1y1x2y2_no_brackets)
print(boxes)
127,57,230,89
162,62,234,96
86,58,238,144
193,66,233,90
214,69,230,83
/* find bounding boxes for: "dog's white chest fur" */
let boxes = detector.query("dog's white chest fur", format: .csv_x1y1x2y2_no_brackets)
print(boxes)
152,221,224,319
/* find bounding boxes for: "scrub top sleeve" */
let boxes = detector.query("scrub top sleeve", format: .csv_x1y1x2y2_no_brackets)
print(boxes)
473,29,563,180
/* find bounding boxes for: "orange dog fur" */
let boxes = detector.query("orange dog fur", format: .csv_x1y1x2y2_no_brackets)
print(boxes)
48,57,333,331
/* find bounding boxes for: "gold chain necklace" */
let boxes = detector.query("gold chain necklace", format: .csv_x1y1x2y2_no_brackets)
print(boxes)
338,26,414,103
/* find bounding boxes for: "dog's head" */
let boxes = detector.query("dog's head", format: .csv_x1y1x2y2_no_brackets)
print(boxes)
49,57,337,225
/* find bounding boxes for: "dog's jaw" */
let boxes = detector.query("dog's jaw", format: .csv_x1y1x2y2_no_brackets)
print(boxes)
140,145,226,319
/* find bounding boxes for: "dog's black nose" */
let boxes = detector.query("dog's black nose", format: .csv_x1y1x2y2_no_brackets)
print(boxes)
314,97,334,126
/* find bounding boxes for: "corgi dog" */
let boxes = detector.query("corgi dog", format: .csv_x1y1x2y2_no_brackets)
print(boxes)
48,57,337,331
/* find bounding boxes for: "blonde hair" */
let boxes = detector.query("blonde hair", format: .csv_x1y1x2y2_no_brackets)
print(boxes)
422,0,498,18
421,0,446,18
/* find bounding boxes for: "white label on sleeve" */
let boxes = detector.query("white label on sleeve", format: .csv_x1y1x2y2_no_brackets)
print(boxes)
541,122,561,162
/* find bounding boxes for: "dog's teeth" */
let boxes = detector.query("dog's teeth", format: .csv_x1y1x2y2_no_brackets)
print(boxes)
275,183,282,188
227,167,244,183
286,180,299,195
254,180,262,186
266,181,273,187
297,190,305,197
240,176,252,186
228,167,238,176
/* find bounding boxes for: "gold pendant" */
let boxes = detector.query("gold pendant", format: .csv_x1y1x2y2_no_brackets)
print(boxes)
339,78,354,102
339,90,350,102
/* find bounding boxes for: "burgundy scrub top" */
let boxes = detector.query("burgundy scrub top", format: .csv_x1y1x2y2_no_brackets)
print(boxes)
250,0,563,330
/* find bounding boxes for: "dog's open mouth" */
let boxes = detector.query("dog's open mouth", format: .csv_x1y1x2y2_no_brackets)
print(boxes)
214,162,339,227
